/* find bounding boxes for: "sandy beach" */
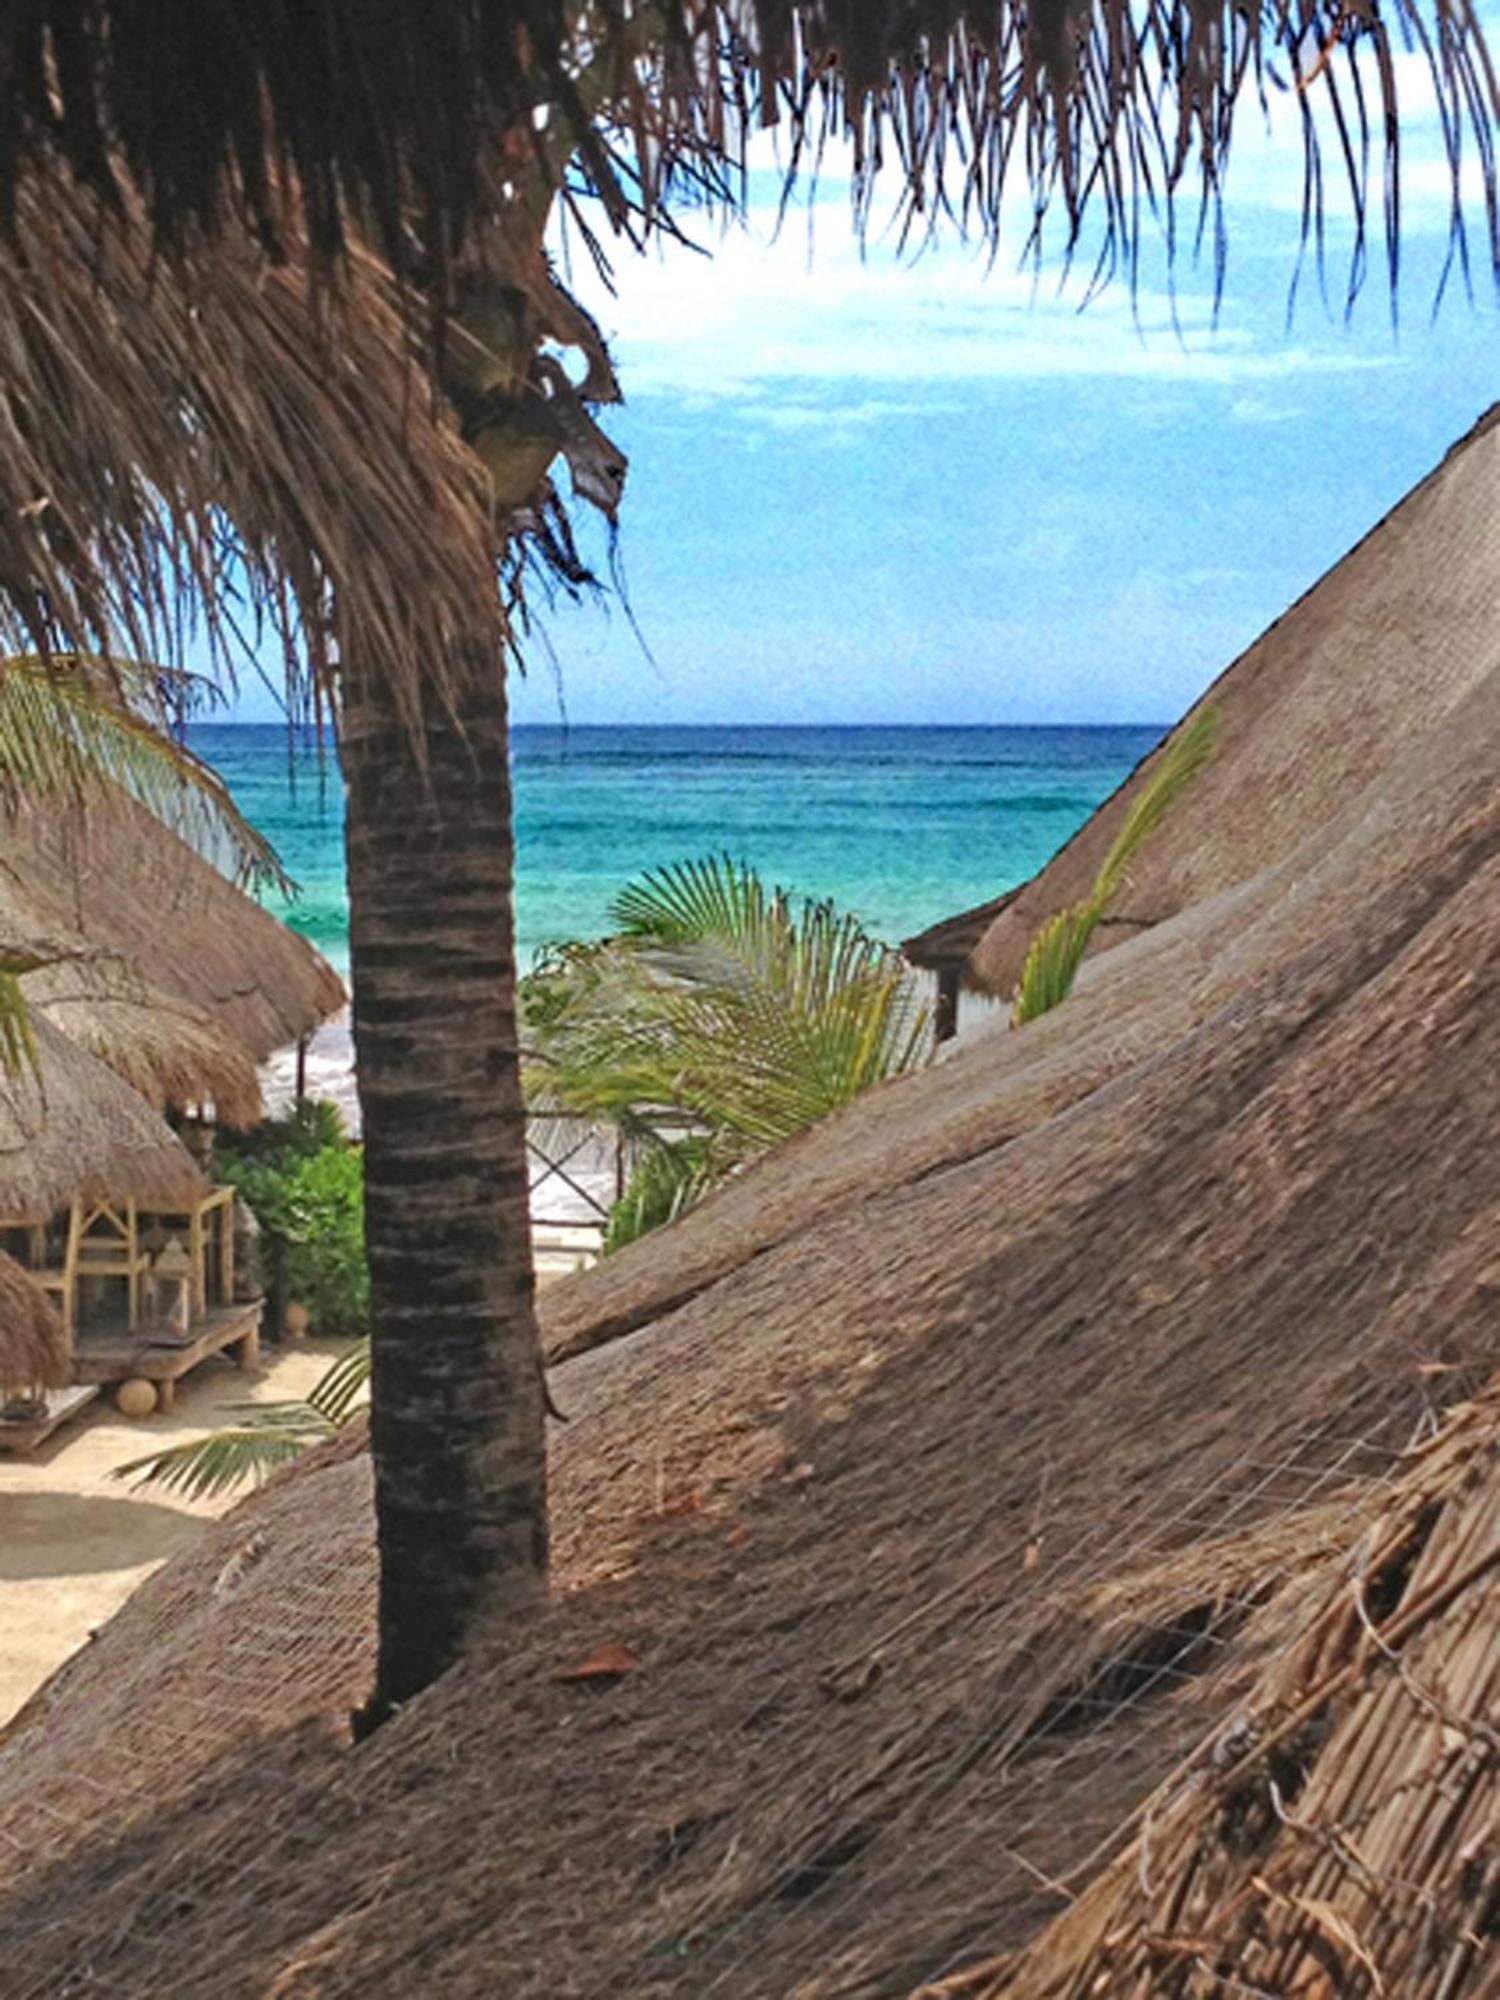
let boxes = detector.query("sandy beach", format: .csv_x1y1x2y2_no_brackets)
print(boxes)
0,1339,349,1729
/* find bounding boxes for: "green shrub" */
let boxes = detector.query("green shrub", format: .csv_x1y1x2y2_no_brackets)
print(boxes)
218,1104,368,1338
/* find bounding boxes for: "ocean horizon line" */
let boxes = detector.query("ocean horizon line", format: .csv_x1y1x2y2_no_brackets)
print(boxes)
194,717,1173,735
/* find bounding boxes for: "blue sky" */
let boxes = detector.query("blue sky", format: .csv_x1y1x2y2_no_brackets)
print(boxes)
231,43,1500,729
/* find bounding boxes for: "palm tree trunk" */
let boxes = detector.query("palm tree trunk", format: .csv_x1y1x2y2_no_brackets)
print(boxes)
342,643,546,1729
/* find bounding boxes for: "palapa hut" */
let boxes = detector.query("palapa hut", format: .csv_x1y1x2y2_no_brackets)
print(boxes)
902,890,1020,1042
0,1016,205,1227
0,852,263,1126
0,413,1495,1995
11,788,346,1076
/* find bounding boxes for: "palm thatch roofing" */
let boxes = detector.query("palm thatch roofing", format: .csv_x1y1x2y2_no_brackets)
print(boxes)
0,1250,67,1392
10,789,346,1070
0,0,1491,299
0,412,1496,1995
0,829,264,1125
903,888,1020,979
0,1017,206,1223
962,1379,1500,2000
966,403,1500,1001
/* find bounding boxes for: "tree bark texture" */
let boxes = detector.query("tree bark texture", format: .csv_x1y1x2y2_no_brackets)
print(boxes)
342,645,546,1728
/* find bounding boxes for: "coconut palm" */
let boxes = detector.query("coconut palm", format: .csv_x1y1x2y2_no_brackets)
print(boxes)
526,857,931,1247
0,3,1488,1726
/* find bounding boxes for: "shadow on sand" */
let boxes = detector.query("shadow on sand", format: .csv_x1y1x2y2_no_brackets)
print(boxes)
0,1491,201,1581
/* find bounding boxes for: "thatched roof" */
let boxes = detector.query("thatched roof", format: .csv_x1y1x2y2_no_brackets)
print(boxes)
0,415,1496,1995
21,969,264,1128
903,888,1021,978
0,1016,206,1222
0,0,1488,304
963,1378,1500,1999
967,403,1500,999
0,834,265,1124
0,1251,67,1392
8,788,344,1075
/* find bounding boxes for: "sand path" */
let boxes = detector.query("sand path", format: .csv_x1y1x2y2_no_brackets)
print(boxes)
0,1339,351,1728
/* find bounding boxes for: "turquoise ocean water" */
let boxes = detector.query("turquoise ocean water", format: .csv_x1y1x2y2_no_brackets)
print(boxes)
193,723,1165,978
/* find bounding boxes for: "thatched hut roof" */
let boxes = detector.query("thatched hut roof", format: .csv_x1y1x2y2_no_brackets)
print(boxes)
21,968,264,1128
902,888,1021,979
961,1378,1500,1999
9,791,345,1069
0,0,1486,303
0,1251,67,1391
966,403,1500,999
0,837,265,1123
0,416,1497,1996
0,1017,206,1222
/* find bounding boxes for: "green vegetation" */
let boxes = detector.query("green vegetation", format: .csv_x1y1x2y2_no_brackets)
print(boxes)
523,856,930,1251
119,1104,371,1500
217,1102,368,1340
1012,708,1221,1027
114,1337,369,1501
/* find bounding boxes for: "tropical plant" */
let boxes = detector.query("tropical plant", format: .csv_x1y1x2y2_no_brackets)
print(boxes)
113,1337,370,1502
218,1108,369,1341
1012,707,1221,1026
0,0,1485,1726
524,857,931,1248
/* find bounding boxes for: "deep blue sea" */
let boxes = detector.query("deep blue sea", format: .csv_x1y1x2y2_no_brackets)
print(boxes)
192,723,1164,977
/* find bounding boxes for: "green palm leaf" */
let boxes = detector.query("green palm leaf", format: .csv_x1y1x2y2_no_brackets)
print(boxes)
111,1339,370,1500
526,857,930,1245
0,654,288,890
111,1418,330,1501
1013,707,1220,1027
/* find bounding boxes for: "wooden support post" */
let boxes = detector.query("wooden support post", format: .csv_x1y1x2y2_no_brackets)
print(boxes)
295,1037,309,1103
222,1195,235,1307
189,1205,206,1321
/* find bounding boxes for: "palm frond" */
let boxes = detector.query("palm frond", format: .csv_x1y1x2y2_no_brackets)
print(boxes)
603,1136,719,1254
1013,707,1221,1026
530,858,930,1241
307,1336,371,1426
1092,708,1222,908
0,656,287,890
111,1418,331,1501
1011,904,1105,1027
0,968,38,1078
111,1339,370,1500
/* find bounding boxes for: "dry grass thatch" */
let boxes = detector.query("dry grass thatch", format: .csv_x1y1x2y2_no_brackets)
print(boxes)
20,969,264,1127
0,830,265,1124
0,1016,206,1222
950,1380,1500,2000
0,157,503,746
0,1249,67,1392
10,789,345,1069
0,0,1492,310
0,414,1495,1997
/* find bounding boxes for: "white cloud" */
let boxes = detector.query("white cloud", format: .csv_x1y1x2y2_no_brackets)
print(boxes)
562,191,1391,403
